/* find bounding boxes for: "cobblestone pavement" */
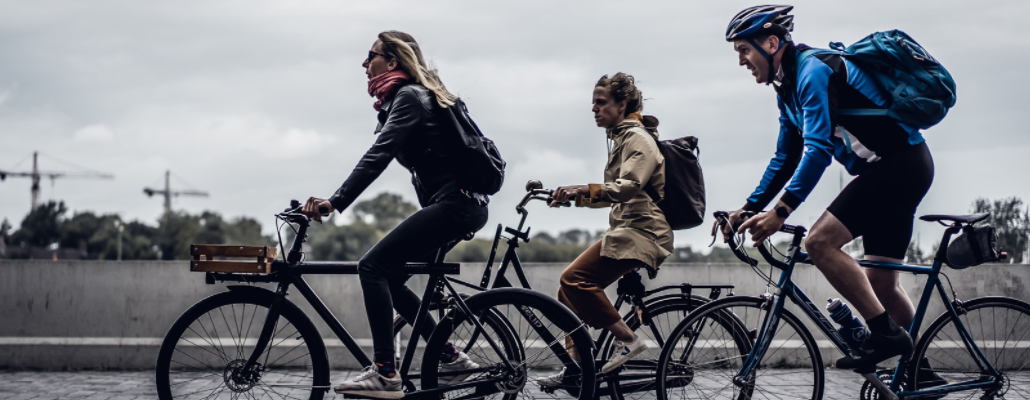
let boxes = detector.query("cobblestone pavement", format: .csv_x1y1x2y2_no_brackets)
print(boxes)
0,369,1020,399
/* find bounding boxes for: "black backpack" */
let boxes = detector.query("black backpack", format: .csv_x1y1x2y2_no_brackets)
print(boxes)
641,117,706,230
443,98,506,195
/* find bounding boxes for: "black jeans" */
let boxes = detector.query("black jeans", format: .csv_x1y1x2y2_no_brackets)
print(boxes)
358,193,489,360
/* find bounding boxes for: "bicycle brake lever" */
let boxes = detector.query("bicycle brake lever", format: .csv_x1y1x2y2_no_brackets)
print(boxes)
709,222,721,247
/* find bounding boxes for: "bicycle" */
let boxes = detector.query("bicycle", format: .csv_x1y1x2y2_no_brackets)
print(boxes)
655,210,1030,399
155,200,596,400
392,180,735,400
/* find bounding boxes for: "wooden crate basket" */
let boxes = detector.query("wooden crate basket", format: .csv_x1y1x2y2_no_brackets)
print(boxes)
190,244,278,274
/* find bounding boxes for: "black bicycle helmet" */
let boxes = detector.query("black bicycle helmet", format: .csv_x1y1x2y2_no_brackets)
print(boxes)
726,5,795,84
726,5,795,42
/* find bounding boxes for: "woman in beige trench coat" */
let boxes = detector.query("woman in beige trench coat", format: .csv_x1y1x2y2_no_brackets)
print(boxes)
537,73,674,386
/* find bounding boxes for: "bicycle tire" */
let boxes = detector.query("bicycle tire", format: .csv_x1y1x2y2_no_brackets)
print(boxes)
392,301,517,381
910,296,1030,398
156,287,330,400
656,296,825,400
420,288,596,400
600,296,711,400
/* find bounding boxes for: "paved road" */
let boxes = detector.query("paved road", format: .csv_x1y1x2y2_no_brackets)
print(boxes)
0,369,1014,399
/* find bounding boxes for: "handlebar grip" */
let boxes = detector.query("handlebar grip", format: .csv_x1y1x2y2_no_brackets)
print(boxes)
318,206,330,215
547,197,571,207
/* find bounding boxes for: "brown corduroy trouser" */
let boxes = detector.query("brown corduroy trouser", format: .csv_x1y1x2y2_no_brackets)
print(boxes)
557,240,642,329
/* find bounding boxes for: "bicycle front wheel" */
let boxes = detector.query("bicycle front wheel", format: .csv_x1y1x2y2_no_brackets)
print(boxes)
421,288,596,400
911,296,1030,398
156,288,330,400
656,296,824,400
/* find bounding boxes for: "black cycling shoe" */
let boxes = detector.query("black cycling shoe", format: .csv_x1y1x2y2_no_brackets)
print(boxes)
836,329,913,373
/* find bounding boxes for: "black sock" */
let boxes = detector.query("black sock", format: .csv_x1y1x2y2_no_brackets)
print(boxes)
440,342,459,363
866,312,899,336
374,357,396,378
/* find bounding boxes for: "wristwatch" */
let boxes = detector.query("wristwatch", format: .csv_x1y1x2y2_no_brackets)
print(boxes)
774,205,791,218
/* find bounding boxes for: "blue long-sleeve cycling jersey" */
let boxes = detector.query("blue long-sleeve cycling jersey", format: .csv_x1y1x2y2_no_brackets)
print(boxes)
743,44,925,213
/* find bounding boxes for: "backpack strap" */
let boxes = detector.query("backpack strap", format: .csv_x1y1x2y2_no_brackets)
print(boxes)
798,46,895,119
639,129,663,205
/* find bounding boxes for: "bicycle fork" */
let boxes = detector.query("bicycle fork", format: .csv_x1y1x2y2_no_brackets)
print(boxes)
733,292,786,389
239,282,291,383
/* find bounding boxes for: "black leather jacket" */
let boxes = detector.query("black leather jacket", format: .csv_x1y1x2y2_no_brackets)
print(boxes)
328,84,461,211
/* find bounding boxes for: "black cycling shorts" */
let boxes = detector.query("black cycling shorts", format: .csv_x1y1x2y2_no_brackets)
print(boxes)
827,142,934,259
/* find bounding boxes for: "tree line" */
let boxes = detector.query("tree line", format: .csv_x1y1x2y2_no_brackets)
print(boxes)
2,193,1027,264
0,200,273,260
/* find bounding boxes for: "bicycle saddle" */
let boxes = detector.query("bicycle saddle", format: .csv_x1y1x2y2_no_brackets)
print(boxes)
919,213,989,224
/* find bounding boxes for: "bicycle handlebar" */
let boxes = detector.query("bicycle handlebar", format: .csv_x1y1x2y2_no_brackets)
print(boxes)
516,184,570,215
712,211,759,267
712,210,798,269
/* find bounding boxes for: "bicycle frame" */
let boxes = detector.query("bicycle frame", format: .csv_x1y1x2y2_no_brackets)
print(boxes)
206,213,519,399
460,188,736,395
733,220,1005,399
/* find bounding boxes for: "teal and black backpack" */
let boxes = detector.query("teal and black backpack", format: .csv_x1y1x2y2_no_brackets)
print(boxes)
800,30,957,129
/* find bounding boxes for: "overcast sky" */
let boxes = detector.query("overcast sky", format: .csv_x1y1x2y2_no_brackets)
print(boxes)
1,0,1028,253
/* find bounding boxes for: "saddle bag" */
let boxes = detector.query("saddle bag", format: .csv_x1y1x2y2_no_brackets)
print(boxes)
946,225,1001,269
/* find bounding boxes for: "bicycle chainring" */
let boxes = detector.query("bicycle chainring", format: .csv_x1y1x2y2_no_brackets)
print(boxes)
860,369,904,400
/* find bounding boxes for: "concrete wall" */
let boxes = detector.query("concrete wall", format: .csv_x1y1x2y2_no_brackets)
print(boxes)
2,260,1028,369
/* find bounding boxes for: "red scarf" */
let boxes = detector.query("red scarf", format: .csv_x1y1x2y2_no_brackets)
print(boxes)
368,70,413,111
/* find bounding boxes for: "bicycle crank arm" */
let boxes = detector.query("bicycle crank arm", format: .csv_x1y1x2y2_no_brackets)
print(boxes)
862,373,899,400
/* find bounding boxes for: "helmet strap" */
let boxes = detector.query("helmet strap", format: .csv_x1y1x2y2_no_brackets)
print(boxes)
748,37,783,86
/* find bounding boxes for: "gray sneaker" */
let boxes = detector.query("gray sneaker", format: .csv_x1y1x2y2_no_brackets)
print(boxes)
333,365,403,399
601,335,648,374
534,367,566,388
438,351,479,386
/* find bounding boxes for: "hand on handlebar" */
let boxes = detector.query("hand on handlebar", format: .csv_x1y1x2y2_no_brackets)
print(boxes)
301,197,333,224
737,210,786,247
712,209,745,244
550,185,587,207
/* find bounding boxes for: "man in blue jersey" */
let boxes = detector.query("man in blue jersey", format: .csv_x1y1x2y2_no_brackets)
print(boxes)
717,5,940,376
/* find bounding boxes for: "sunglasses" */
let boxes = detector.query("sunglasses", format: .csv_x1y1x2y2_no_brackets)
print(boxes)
366,50,389,61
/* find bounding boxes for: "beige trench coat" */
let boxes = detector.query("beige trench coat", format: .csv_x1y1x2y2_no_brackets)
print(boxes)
575,118,674,270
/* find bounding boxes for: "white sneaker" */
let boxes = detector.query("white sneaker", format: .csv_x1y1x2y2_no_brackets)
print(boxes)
333,365,404,399
601,335,648,374
438,351,479,385
534,367,566,388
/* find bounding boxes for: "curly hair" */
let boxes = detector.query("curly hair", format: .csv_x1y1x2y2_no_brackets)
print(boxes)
595,72,643,117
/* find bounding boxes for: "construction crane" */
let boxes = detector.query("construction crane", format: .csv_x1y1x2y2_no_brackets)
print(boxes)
0,151,114,210
144,170,209,214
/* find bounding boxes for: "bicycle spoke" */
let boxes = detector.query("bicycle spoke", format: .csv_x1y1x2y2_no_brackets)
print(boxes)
159,296,321,400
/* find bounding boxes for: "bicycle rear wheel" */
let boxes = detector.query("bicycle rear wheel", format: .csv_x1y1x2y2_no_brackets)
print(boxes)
911,296,1030,398
156,288,330,400
421,288,596,400
656,296,824,400
601,296,710,400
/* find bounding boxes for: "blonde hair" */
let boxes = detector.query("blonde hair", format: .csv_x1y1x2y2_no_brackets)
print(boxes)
378,31,456,108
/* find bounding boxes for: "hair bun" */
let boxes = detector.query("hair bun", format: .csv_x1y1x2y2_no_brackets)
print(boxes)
596,72,643,117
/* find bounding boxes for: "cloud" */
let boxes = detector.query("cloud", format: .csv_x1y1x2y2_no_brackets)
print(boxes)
73,124,115,143
1,0,1029,251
